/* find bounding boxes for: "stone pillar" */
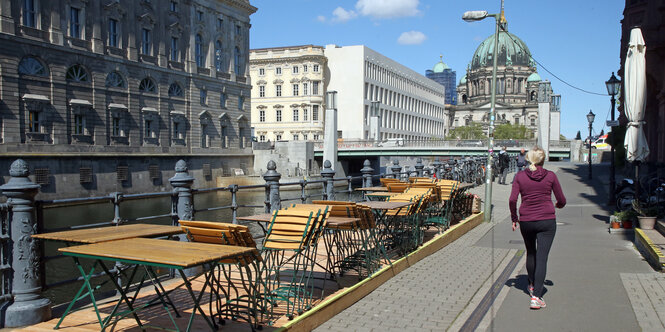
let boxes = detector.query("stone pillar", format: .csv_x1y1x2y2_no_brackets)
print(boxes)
323,108,338,171
360,159,374,188
321,160,335,201
262,161,281,212
390,160,402,179
1,160,51,327
90,0,103,54
537,81,553,158
414,158,424,177
169,160,194,222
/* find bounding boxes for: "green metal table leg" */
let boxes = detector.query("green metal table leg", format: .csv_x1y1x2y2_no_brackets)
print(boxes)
54,259,102,330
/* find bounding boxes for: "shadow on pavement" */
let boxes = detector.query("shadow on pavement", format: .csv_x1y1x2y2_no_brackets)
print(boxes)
505,274,554,297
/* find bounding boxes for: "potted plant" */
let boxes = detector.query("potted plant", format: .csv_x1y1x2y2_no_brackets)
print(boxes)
632,200,658,230
610,211,622,229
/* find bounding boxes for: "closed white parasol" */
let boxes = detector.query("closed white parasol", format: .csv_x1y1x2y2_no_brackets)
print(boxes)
624,27,649,162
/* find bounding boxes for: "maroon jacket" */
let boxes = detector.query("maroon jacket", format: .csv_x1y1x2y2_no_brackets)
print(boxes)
509,166,566,222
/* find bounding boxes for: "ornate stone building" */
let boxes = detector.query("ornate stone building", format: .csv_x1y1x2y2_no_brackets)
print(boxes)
249,45,326,142
450,27,560,139
0,0,257,198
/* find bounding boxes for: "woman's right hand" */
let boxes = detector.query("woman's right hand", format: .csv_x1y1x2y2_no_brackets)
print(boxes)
556,202,565,209
512,221,519,231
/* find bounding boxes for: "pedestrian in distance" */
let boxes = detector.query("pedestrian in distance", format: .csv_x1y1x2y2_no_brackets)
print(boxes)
498,146,510,184
516,148,527,172
509,146,566,310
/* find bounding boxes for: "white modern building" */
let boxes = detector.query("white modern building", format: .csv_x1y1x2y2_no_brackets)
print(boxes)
249,45,327,142
324,45,448,140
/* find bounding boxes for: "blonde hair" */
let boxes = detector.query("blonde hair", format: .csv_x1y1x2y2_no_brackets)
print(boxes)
526,146,546,171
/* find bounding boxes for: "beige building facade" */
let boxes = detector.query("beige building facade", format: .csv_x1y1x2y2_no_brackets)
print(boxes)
249,45,326,142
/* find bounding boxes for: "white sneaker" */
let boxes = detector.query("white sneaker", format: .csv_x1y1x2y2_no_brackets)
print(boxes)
530,296,546,310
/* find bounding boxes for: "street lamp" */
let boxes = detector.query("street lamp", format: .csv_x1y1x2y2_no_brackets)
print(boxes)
463,2,504,223
587,110,596,180
605,72,621,205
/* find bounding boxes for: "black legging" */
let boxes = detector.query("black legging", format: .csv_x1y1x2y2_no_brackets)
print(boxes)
519,219,556,298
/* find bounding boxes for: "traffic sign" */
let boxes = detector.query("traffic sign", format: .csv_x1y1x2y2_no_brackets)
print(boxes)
606,120,620,127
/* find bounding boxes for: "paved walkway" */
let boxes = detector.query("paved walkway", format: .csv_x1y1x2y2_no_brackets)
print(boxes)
316,162,664,332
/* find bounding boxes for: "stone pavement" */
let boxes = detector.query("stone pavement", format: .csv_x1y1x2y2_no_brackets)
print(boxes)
315,162,665,332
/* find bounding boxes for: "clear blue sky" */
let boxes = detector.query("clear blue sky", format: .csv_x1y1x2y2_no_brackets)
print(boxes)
249,0,626,138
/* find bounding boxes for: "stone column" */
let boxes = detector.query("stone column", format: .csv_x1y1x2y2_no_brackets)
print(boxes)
537,81,553,158
1,160,51,327
169,160,195,222
323,98,338,171
390,160,402,179
321,160,335,201
262,161,281,212
90,0,103,54
360,159,374,188
415,158,424,177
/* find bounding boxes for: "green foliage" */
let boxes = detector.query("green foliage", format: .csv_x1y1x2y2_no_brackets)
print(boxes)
446,122,485,140
559,134,567,140
613,209,637,221
493,123,533,140
632,200,659,217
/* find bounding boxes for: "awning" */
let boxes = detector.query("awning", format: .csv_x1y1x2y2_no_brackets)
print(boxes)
108,103,128,110
69,99,92,107
22,94,50,102
142,107,158,113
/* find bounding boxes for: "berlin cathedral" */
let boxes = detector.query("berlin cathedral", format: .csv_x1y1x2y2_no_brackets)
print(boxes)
447,27,561,140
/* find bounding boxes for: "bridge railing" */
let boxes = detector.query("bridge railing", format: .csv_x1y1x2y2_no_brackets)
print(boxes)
313,139,570,149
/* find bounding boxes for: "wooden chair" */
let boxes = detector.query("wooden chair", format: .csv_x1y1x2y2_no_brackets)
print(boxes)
379,178,401,187
178,220,262,329
261,206,328,319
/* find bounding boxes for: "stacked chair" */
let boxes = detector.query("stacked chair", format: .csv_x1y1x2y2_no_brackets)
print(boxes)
178,220,263,331
261,206,329,320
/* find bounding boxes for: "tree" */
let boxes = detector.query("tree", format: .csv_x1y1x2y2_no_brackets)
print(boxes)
559,134,567,140
493,123,533,140
575,131,581,140
446,122,485,140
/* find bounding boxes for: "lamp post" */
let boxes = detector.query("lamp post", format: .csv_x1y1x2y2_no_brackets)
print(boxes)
463,1,504,223
587,110,595,180
605,72,621,205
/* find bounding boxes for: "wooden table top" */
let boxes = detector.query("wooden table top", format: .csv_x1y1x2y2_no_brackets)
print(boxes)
355,186,389,192
357,201,414,210
237,213,359,227
365,192,398,197
32,224,183,244
59,238,257,269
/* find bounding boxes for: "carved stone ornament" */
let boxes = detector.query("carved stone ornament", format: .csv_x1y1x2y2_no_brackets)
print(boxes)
10,159,30,177
138,13,156,29
17,218,40,283
104,1,126,18
168,22,183,37
175,159,188,172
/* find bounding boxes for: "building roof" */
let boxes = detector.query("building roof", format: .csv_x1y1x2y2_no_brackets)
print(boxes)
527,72,542,82
471,29,534,70
432,55,450,73
459,74,467,84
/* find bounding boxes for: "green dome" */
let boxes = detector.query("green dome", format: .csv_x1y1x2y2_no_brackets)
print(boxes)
471,30,534,70
527,72,541,82
432,59,450,73
459,74,467,85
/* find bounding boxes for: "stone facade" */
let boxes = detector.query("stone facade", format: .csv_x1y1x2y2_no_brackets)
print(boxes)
0,0,257,198
450,28,560,139
249,45,326,142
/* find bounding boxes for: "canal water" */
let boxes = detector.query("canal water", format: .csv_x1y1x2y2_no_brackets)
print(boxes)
41,186,361,307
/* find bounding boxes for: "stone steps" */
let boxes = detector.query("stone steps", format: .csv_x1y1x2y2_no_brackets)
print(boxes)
634,220,665,271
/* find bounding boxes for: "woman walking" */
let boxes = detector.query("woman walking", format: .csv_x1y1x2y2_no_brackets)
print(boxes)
509,147,566,309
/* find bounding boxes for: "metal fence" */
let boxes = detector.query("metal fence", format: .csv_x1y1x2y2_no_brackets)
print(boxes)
313,139,570,149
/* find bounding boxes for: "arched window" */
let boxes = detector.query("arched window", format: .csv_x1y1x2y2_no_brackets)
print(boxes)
234,46,241,75
195,34,205,67
105,71,125,88
215,40,223,72
139,77,156,93
18,56,47,76
66,64,89,82
168,83,183,97
530,91,537,101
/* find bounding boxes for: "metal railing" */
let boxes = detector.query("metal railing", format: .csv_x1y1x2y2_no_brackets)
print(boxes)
313,139,570,150
0,155,484,327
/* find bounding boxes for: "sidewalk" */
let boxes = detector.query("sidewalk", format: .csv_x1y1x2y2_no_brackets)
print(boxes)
315,162,663,332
